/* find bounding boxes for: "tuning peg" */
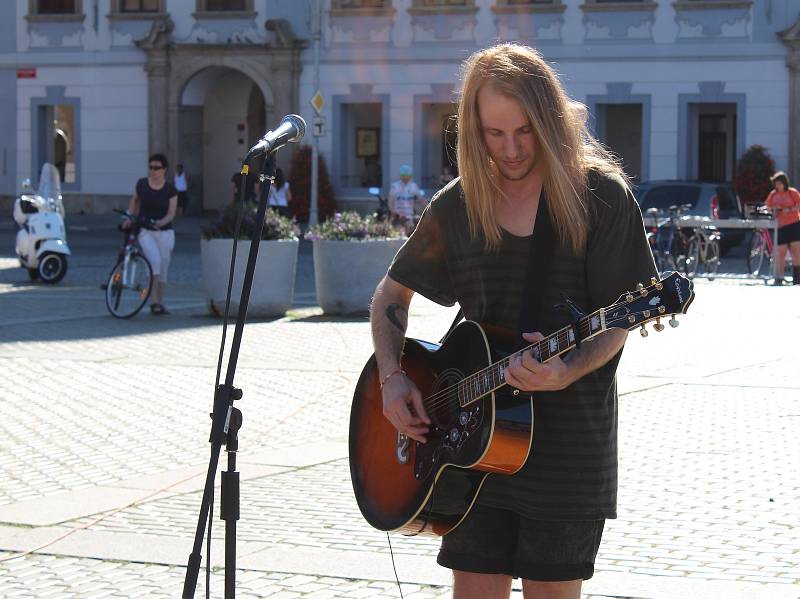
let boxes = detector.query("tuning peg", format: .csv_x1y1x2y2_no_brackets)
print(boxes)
636,283,646,296
669,316,679,328
626,293,634,303
653,318,665,332
639,325,648,338
651,277,663,290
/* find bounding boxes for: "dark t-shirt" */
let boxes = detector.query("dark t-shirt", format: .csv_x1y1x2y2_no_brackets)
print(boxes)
387,171,657,520
136,178,177,230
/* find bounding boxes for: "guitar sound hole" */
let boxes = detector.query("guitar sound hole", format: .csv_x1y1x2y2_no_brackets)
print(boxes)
428,369,462,429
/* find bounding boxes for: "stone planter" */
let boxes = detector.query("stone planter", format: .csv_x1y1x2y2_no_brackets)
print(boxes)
313,238,406,315
201,238,298,318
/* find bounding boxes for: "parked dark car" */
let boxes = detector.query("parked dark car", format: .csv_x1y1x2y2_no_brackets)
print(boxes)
633,180,745,254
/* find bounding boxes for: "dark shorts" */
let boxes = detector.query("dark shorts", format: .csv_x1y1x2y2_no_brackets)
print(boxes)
437,504,605,582
777,220,800,245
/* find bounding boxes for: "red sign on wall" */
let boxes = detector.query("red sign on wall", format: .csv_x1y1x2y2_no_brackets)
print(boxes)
16,68,37,79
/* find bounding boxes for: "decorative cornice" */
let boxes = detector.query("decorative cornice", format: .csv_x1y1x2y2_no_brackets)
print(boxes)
265,19,307,49
135,16,175,50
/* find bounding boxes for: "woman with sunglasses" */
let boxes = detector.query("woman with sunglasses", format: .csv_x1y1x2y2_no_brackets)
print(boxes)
123,153,178,314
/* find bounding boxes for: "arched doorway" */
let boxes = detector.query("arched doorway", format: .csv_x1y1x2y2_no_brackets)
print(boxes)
179,67,267,212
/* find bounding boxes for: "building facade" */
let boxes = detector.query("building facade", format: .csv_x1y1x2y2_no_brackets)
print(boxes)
1,0,799,213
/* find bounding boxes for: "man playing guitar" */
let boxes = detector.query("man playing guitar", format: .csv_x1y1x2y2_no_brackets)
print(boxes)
369,44,657,599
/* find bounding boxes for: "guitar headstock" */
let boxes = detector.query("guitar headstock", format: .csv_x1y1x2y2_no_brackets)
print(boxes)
603,272,694,337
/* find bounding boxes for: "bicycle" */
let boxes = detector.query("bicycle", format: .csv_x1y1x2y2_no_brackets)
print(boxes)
684,223,721,280
747,205,795,278
102,209,154,318
645,204,692,275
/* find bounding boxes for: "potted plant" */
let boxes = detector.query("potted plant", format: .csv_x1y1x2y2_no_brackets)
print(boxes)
201,203,301,317
306,211,406,315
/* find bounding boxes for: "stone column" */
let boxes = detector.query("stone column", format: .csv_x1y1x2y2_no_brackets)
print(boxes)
144,57,171,156
779,17,800,184
135,17,175,158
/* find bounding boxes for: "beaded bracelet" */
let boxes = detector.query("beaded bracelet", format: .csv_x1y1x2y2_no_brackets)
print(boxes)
379,369,406,389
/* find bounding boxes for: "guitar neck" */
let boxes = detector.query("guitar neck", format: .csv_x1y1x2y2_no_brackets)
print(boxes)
458,309,607,407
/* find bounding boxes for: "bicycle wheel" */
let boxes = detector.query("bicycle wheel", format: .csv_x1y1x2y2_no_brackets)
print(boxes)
685,236,701,279
747,232,766,276
105,252,153,318
705,239,721,279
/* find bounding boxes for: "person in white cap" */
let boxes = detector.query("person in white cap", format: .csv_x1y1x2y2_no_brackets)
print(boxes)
388,164,425,231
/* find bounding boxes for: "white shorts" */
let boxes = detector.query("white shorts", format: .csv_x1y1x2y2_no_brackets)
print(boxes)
138,229,175,283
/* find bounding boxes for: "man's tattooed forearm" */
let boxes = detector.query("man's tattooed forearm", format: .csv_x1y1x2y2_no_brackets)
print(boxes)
385,303,408,332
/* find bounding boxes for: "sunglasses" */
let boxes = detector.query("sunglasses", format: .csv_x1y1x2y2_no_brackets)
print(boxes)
148,165,165,171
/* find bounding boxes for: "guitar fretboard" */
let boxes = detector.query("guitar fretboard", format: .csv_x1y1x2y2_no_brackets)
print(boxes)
456,309,606,407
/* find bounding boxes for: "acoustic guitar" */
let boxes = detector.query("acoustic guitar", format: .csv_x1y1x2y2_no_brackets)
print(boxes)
349,272,694,537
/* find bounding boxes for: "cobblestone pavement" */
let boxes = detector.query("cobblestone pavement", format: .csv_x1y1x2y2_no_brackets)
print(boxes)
0,221,798,598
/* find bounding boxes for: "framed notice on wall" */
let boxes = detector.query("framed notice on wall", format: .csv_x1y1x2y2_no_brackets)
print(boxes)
356,128,379,158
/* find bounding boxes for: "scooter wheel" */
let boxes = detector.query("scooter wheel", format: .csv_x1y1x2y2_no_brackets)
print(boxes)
38,252,68,284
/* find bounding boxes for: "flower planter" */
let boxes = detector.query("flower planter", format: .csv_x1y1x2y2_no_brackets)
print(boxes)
313,238,405,315
201,238,298,318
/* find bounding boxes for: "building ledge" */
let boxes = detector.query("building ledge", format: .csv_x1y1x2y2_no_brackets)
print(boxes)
492,4,566,15
408,5,479,16
672,0,752,9
25,13,85,23
329,8,397,17
107,11,169,21
581,2,657,12
192,10,257,20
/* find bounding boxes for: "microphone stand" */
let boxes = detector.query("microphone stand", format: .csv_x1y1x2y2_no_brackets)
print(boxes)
182,151,277,599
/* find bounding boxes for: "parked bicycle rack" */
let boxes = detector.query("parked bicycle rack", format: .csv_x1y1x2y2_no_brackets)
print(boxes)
642,214,780,283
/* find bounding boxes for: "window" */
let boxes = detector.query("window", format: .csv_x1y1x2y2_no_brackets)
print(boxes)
493,0,565,13
30,0,83,15
37,0,76,13
333,0,388,7
420,0,469,5
194,0,255,16
409,0,477,13
120,0,160,11
205,0,246,10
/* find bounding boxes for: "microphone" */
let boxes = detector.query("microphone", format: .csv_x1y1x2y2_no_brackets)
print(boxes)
245,114,306,161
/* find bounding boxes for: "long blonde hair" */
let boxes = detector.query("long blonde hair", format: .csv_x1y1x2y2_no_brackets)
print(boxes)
456,43,627,254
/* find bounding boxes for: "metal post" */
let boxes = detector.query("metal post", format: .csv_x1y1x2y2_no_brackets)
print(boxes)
309,0,321,226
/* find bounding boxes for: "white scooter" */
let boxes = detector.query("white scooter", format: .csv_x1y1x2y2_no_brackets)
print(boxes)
13,163,71,284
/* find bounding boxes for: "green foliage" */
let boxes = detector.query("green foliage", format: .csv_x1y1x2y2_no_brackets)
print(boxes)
735,145,775,206
288,145,336,222
202,203,300,241
305,211,406,241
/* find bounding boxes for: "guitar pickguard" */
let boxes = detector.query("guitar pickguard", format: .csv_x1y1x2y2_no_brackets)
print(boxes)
414,368,485,482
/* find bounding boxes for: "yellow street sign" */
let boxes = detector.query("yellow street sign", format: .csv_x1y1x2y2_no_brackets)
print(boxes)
310,90,325,116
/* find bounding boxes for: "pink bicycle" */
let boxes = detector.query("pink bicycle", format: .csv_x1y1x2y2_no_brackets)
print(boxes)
747,206,793,278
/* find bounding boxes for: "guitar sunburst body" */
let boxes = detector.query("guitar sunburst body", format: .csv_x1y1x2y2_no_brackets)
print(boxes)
349,321,533,536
